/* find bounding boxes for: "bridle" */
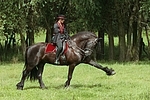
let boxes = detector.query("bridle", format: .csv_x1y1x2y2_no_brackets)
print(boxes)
84,38,98,56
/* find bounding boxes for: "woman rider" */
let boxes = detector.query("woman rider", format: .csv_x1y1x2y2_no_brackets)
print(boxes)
52,14,69,64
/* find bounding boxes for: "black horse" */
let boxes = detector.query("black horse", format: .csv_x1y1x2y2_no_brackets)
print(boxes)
16,31,115,90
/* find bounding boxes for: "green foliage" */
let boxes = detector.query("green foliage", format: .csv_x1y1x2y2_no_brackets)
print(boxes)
0,0,26,33
141,0,150,23
0,0,150,62
71,0,102,31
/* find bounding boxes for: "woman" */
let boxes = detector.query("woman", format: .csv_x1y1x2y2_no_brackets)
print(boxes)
52,14,69,64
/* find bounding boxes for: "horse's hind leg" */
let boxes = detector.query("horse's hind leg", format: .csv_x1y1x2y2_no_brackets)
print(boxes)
16,67,31,90
37,63,46,89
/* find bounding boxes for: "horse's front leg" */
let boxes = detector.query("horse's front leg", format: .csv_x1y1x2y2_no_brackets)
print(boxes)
87,60,116,75
65,64,76,88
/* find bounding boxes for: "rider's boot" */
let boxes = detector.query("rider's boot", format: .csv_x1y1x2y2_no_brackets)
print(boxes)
54,50,61,64
54,58,60,64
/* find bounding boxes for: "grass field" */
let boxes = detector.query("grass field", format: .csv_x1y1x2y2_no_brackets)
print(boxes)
0,62,150,100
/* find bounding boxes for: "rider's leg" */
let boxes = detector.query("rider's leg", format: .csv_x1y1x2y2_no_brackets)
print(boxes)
55,41,63,64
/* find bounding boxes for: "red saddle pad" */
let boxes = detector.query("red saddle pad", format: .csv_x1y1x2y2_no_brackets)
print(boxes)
45,43,68,53
45,43,56,53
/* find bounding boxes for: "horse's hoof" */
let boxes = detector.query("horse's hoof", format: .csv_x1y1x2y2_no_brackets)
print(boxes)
16,83,23,90
16,86,23,90
64,87,70,90
110,70,116,75
40,86,47,89
64,83,70,89
64,85,70,90
106,68,116,76
64,84,68,88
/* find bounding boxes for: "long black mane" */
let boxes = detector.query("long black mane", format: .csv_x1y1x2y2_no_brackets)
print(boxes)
71,31,97,40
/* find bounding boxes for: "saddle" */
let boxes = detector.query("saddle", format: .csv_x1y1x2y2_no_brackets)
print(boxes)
45,42,68,54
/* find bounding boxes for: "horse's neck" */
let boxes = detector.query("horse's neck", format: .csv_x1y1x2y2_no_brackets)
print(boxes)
67,40,85,56
68,40,77,47
68,39,87,52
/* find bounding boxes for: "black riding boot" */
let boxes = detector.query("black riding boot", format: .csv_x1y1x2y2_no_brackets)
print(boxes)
54,51,61,64
54,45,63,64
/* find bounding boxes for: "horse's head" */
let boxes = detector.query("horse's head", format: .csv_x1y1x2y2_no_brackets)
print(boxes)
85,37,98,49
83,37,100,56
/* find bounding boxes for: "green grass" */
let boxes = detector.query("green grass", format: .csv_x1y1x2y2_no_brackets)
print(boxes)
1,62,150,100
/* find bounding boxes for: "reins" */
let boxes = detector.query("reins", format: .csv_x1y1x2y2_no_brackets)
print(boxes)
67,40,86,55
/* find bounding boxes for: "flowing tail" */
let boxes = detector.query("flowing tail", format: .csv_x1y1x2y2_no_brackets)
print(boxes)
28,67,38,81
24,47,39,81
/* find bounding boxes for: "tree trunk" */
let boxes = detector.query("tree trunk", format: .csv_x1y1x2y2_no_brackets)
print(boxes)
145,26,150,56
45,26,52,43
145,26,150,46
26,5,34,46
132,22,137,47
132,13,142,61
97,29,104,60
118,18,126,62
108,34,114,60
126,21,132,61
19,32,26,57
108,29,114,60
119,33,126,62
126,3,135,61
114,0,126,62
131,0,142,61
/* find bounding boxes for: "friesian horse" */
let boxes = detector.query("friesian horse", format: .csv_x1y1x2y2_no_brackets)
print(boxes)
16,31,115,90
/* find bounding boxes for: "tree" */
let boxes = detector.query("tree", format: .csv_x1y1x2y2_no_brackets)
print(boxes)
0,0,27,57
1,0,150,62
